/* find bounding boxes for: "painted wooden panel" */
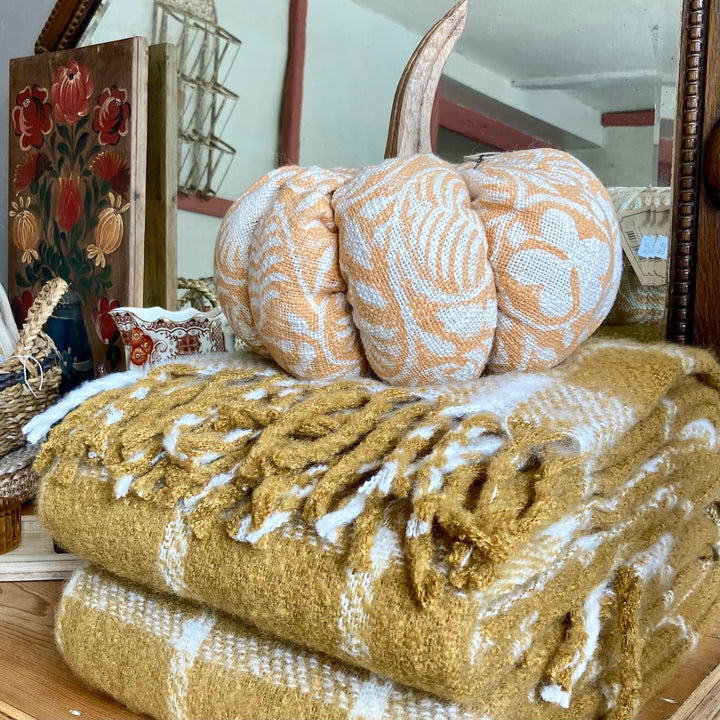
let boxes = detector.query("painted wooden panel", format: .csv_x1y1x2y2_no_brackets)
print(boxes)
8,37,148,380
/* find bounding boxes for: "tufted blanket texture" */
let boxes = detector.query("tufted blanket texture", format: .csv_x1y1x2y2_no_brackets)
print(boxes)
34,338,720,717
56,560,718,720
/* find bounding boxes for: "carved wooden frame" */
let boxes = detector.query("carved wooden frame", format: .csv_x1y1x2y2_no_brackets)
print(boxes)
37,0,719,353
667,0,709,346
34,0,103,54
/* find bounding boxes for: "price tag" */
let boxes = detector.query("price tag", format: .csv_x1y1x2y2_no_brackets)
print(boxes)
638,235,658,258
654,235,669,260
637,234,670,260
616,208,670,287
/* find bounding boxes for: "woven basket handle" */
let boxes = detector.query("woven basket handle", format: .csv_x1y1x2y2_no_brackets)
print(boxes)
177,277,219,309
12,278,69,357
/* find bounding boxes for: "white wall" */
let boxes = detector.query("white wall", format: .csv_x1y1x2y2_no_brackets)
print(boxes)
176,208,221,279
301,1,656,191
302,0,420,168
572,126,658,188
1,0,58,287
83,0,288,281
301,0,607,171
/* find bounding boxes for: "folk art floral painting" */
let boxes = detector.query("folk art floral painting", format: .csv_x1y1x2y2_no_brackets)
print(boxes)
8,38,147,390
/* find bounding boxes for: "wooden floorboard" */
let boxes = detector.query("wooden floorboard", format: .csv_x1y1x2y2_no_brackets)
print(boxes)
0,579,717,719
669,664,720,720
637,619,720,719
0,581,143,720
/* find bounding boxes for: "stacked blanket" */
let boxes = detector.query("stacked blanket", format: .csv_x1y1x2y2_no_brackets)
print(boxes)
31,337,719,719
57,557,717,720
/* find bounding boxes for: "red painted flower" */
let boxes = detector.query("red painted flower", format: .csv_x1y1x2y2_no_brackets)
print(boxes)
128,328,154,366
130,345,148,366
92,297,120,344
12,85,52,150
57,176,83,231
14,150,51,192
90,150,129,195
51,61,94,125
93,86,131,145
11,291,34,329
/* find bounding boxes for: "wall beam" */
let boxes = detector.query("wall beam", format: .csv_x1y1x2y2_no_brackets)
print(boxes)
437,97,557,151
279,0,308,165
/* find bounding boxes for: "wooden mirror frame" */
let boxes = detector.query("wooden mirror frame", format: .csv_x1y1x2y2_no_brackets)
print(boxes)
36,0,720,356
670,0,720,355
35,0,102,55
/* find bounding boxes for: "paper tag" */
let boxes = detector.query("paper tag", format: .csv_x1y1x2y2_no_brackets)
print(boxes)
638,235,657,258
637,234,669,260
617,208,670,287
654,235,669,260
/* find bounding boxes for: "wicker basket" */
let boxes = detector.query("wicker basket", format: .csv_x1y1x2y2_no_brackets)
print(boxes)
0,277,68,460
0,443,41,504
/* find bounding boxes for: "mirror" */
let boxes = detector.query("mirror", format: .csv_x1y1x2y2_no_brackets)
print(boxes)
36,0,701,344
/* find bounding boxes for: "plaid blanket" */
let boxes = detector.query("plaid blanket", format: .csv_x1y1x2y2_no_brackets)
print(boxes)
57,562,718,720
34,338,719,717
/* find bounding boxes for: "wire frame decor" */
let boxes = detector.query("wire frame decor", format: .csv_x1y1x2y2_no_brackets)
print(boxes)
152,0,241,197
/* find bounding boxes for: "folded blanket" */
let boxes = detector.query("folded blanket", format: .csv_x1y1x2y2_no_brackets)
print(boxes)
57,562,718,720
35,337,720,715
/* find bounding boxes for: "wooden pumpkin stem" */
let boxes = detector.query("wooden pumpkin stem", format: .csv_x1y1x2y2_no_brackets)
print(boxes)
384,0,468,159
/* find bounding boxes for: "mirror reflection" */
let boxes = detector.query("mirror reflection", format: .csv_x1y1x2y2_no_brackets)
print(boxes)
78,0,682,320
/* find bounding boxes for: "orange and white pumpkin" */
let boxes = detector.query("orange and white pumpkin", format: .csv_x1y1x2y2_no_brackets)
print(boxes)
215,149,621,385
214,0,621,386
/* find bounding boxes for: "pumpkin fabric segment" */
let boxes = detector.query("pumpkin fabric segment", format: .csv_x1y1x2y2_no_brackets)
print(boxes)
334,154,497,385
215,148,622,385
459,149,623,373
214,166,299,357
248,166,368,379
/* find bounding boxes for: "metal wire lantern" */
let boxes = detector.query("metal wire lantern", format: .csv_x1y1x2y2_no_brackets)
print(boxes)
153,0,241,198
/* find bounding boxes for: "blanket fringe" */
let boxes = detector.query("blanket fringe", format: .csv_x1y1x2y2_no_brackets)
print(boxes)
612,567,642,720
34,342,720,608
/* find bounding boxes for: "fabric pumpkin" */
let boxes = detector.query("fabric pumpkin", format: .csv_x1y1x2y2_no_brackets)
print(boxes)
215,148,622,385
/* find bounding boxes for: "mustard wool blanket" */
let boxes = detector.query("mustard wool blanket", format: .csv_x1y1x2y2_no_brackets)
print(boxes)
34,337,720,716
57,560,718,720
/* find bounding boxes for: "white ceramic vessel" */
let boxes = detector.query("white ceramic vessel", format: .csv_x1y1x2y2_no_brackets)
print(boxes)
108,305,234,370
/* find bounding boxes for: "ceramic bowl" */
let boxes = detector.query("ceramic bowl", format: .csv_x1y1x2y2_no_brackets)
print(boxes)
108,306,234,370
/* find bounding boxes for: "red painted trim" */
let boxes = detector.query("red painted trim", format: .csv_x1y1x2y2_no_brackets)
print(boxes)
658,137,673,164
280,0,307,165
658,137,673,185
431,89,440,153
438,97,557,151
601,110,655,127
178,192,233,218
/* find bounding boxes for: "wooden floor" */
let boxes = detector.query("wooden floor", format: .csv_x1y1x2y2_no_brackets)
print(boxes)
0,579,717,720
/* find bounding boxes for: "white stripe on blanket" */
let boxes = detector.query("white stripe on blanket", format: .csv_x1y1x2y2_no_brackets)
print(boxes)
158,504,192,595
339,523,401,663
65,568,482,720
